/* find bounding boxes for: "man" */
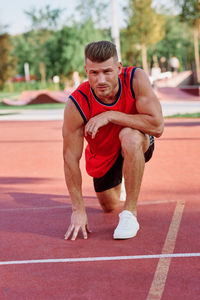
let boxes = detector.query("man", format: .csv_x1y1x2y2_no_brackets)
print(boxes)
63,40,164,241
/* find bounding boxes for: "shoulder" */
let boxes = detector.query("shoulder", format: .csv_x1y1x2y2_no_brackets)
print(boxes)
72,81,90,95
132,68,153,97
120,66,138,92
63,97,85,132
70,81,91,107
134,68,150,81
67,80,91,125
120,66,137,79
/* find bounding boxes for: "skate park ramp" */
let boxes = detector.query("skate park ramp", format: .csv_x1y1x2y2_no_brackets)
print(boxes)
2,89,73,106
154,71,200,101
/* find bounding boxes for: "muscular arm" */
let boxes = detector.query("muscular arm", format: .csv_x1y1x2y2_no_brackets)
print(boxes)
62,99,90,240
85,68,164,138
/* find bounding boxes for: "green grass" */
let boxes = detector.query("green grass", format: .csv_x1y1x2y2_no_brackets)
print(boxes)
0,102,65,110
166,112,200,118
0,112,21,116
1,81,64,93
0,92,21,100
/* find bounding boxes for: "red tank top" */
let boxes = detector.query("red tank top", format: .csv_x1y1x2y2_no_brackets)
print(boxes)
69,66,138,178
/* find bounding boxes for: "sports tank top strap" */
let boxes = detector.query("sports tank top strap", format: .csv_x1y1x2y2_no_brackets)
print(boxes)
122,66,138,100
69,81,91,124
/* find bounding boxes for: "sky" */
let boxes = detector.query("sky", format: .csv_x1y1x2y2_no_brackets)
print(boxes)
0,0,176,35
0,0,77,34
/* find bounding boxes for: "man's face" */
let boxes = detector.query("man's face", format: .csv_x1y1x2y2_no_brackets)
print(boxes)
84,57,122,100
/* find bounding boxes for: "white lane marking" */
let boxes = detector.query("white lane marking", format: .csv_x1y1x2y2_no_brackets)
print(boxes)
0,200,177,212
0,253,199,266
146,201,185,300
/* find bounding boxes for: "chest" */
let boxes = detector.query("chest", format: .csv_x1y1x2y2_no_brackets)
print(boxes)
88,85,137,119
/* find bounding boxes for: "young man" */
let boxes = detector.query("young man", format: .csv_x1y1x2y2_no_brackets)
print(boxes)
63,41,164,241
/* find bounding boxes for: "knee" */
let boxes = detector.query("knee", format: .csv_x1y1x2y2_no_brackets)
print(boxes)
119,128,144,156
97,186,121,213
101,201,118,213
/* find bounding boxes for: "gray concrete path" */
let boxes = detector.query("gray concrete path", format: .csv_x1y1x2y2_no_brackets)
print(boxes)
0,100,200,121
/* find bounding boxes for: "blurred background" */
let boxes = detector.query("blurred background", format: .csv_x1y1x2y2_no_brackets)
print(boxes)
0,0,199,97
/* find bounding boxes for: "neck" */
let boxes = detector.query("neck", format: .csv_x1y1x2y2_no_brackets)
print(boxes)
92,78,121,105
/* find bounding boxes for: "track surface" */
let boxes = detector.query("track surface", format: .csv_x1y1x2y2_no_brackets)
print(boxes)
0,119,200,300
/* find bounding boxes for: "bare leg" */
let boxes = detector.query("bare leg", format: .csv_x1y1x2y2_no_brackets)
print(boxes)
119,128,150,216
96,128,149,214
96,184,121,213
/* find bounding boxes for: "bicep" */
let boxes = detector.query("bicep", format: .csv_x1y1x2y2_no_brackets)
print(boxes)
134,69,163,118
62,98,84,162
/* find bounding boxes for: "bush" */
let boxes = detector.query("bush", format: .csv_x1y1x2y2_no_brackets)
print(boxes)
2,80,65,93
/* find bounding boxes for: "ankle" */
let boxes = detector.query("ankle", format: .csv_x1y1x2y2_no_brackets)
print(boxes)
123,209,137,217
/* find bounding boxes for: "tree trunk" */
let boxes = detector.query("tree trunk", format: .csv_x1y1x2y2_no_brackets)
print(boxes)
39,62,46,87
194,26,200,84
141,43,149,74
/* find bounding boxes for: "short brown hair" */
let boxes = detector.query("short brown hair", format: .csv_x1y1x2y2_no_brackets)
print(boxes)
85,41,118,63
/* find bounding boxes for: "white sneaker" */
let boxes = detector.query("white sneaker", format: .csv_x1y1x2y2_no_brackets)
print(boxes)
113,210,139,239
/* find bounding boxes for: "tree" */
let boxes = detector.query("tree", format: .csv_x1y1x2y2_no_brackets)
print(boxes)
75,0,109,29
0,34,16,89
22,5,64,84
123,0,166,73
149,15,194,71
43,19,109,79
24,5,64,31
0,22,8,35
175,0,200,83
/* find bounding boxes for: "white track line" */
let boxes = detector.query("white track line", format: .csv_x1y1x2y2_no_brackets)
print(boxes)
0,253,199,266
146,201,185,300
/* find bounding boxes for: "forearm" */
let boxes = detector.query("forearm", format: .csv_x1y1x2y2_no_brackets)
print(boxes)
108,111,163,138
64,158,85,212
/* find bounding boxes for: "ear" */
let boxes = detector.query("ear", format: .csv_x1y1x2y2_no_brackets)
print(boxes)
117,62,122,75
84,65,87,74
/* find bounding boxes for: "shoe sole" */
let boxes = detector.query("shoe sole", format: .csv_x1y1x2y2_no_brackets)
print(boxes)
113,228,139,240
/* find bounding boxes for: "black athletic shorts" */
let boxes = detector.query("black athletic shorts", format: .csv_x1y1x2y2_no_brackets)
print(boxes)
93,135,154,193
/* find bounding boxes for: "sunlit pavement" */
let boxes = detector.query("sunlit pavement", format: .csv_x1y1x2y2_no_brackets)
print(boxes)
0,100,200,121
161,100,200,116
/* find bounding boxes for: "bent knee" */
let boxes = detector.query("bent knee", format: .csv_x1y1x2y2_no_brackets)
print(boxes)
100,201,118,213
96,186,121,213
97,195,119,213
119,128,148,155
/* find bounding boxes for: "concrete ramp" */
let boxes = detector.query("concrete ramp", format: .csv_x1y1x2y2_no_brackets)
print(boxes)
155,87,200,101
2,89,73,106
155,71,193,87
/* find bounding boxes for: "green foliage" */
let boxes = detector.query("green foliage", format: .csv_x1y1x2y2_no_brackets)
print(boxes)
176,0,200,26
42,19,110,78
0,101,65,110
75,0,109,28
9,5,65,82
1,80,65,94
120,30,142,66
174,0,200,83
9,13,110,87
125,0,165,45
0,34,16,89
4,1,199,91
122,0,166,69
149,15,194,70
24,5,64,31
11,33,34,75
166,112,200,118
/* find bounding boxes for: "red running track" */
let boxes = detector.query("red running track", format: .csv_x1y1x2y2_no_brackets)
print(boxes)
0,119,200,300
